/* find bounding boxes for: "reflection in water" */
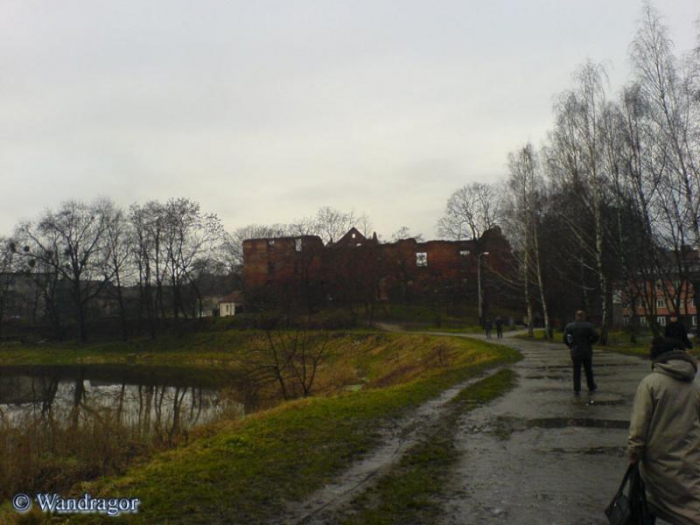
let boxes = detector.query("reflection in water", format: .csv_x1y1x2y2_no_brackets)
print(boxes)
0,365,244,444
0,364,261,500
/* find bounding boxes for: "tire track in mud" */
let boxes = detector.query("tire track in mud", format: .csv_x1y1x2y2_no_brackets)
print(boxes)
275,363,509,525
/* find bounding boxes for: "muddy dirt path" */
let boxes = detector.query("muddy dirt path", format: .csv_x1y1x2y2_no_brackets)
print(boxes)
437,335,652,525
277,364,507,524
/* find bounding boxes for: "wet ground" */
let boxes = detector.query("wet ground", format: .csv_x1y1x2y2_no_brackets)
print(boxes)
280,365,508,524
438,335,651,525
277,331,664,524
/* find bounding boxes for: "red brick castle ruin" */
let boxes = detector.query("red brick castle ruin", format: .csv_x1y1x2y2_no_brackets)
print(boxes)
243,227,513,311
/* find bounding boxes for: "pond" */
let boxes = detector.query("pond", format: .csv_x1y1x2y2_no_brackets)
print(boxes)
0,364,247,439
0,363,283,498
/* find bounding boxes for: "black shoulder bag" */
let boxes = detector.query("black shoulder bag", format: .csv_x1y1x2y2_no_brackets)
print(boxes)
605,463,654,525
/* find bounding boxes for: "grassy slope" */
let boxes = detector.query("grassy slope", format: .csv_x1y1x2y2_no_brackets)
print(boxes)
0,331,264,367
6,333,519,524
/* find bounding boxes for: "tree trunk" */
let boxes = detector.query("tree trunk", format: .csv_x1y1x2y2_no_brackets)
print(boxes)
533,218,551,339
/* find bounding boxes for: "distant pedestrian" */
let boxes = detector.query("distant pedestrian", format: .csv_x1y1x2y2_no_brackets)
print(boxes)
495,317,503,339
664,315,692,349
563,310,599,395
484,318,493,339
628,336,700,525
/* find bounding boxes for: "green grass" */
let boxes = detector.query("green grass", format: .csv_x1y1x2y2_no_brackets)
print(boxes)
403,325,485,334
0,331,262,367
341,369,518,525
5,336,519,524
514,328,549,340
514,328,655,357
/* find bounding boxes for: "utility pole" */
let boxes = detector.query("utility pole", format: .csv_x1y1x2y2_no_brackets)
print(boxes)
477,252,489,325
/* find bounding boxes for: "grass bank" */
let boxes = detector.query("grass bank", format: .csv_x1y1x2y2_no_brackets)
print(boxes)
4,333,519,524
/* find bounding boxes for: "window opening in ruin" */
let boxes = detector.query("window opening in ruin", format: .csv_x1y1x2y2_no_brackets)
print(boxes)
459,250,470,256
268,240,275,246
295,239,302,252
352,233,356,239
416,252,428,267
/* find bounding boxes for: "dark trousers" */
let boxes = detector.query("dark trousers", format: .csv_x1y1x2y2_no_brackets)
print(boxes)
572,354,595,392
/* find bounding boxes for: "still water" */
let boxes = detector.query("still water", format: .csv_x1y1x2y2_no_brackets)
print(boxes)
0,364,245,438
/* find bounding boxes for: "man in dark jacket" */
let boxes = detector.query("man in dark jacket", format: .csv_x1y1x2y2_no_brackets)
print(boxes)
563,310,600,395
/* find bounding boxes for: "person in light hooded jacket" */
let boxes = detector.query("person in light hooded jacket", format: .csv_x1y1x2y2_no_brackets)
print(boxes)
628,336,700,525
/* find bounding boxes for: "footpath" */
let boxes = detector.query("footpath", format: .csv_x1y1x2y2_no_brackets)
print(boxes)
282,331,655,524
437,334,649,525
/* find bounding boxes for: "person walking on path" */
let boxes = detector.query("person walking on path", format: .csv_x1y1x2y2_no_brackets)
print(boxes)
628,336,700,525
495,317,503,339
563,310,599,395
484,318,493,339
664,315,693,349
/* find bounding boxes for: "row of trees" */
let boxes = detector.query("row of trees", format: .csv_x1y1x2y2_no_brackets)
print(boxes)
1,198,224,342
438,4,700,340
0,201,384,342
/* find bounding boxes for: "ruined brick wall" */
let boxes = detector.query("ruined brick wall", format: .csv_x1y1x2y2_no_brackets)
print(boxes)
242,228,513,307
243,236,325,289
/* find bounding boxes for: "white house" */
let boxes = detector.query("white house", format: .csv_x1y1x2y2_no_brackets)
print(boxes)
217,291,243,317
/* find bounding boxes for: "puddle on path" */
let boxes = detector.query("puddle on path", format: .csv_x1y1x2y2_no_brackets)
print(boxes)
472,416,631,438
519,417,630,430
519,363,637,370
583,399,626,407
551,446,627,457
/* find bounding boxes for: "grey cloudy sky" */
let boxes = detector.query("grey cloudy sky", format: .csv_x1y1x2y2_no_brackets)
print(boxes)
1,1,697,239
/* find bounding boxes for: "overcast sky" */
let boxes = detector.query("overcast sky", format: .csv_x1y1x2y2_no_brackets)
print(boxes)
0,1,697,240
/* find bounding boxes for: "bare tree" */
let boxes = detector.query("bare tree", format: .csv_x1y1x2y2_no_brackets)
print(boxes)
313,207,357,245
437,183,500,241
16,200,113,343
0,238,17,335
632,3,700,251
390,226,424,242
241,328,330,400
220,223,289,276
102,202,132,341
545,61,614,341
161,198,224,321
129,201,165,338
502,144,550,338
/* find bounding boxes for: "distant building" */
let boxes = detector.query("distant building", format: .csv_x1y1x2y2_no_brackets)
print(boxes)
242,227,513,309
613,279,698,329
217,291,244,317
